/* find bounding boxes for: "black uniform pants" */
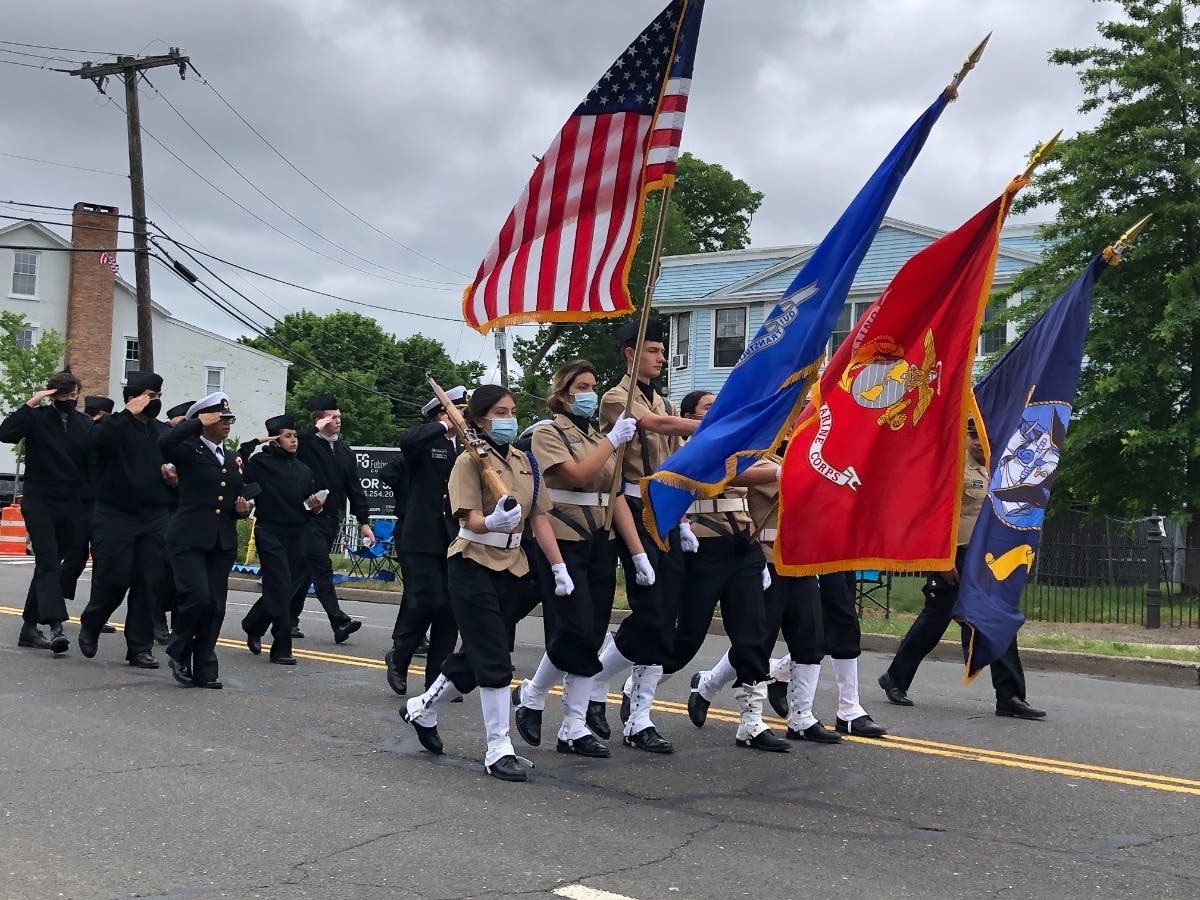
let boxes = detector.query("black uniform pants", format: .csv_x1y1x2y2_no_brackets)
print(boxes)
20,494,76,625
441,555,522,694
79,504,168,657
779,571,862,663
389,551,457,689
535,534,617,678
242,523,306,659
290,513,351,630
763,565,822,663
58,500,93,604
886,550,1026,702
665,535,769,685
167,539,237,685
612,497,685,665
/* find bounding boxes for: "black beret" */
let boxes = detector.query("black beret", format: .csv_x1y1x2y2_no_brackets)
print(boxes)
165,400,195,420
125,371,163,394
615,319,664,348
308,395,338,412
265,414,296,435
84,396,114,415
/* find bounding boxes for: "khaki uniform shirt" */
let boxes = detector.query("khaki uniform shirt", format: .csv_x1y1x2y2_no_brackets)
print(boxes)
600,374,680,486
959,455,990,547
446,442,552,576
745,455,781,551
688,484,753,539
531,414,616,543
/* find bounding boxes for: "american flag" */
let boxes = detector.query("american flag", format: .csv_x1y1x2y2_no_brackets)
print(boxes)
98,251,120,275
463,0,704,333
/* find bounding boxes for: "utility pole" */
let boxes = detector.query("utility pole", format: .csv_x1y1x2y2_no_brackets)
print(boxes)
495,328,510,389
68,49,190,372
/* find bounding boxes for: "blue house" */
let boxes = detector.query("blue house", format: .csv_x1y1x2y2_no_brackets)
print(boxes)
653,217,1047,407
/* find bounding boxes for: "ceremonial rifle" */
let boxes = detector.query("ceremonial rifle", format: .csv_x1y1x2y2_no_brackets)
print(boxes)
426,375,518,512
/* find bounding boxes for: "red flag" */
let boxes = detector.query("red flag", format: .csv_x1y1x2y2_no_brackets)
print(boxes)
774,177,1025,576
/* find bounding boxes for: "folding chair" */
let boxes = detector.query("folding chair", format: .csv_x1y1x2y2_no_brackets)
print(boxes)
855,569,892,618
347,518,398,581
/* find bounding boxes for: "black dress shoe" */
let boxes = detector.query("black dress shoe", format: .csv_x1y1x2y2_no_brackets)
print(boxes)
153,626,170,646
333,620,362,644
169,657,193,687
401,709,444,755
414,636,430,657
622,726,674,754
878,671,914,706
687,672,709,728
995,697,1047,720
128,651,159,669
619,690,631,725
736,728,791,753
197,679,223,690
100,624,116,634
836,714,887,738
384,650,407,696
77,627,98,659
270,656,297,666
512,687,542,747
291,625,304,639
786,721,842,744
485,754,528,782
49,624,69,655
767,680,789,719
17,624,52,650
557,734,610,758
586,701,610,740
246,633,262,656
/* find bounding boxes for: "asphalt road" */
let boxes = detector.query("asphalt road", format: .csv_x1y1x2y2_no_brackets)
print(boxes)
0,560,1197,900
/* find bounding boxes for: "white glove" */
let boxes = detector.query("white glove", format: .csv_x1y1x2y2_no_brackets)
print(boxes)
606,414,638,449
631,552,656,586
761,565,772,590
551,562,575,596
678,521,699,553
483,496,522,533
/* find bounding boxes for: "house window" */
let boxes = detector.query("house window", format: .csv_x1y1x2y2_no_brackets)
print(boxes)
124,337,140,379
13,326,36,351
11,251,38,297
206,366,224,394
980,303,1006,355
673,312,691,368
829,300,873,354
713,307,747,368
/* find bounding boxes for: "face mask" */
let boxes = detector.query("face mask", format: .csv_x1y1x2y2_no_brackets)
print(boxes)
143,399,162,419
53,398,77,414
569,391,598,419
488,417,518,445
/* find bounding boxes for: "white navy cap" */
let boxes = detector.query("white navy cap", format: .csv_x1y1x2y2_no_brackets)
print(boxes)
421,385,467,418
519,419,554,442
187,392,235,420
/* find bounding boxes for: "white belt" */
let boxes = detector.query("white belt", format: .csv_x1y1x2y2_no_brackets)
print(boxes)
622,481,641,498
687,498,749,515
457,527,521,550
759,528,777,544
548,488,610,507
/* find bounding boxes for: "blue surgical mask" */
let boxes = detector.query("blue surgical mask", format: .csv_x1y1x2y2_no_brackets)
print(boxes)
488,417,518,445
569,391,598,419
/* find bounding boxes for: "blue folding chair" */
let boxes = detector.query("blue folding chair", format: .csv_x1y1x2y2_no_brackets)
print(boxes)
348,518,397,581
855,569,892,618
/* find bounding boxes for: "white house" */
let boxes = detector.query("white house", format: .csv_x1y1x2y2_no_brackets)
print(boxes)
0,203,290,475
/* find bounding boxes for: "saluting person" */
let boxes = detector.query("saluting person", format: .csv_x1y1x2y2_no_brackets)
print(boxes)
58,395,112,616
159,393,252,689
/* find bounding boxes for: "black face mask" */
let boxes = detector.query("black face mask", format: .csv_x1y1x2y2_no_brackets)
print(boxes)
53,399,77,414
143,400,162,419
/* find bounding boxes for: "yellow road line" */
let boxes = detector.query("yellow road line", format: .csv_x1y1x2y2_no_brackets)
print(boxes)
7,605,1198,797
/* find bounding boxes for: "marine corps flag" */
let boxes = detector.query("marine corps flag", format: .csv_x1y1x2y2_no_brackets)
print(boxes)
952,251,1112,680
775,175,1028,576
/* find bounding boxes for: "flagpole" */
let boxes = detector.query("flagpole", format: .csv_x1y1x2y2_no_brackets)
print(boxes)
1103,214,1152,264
602,185,675,531
946,33,990,100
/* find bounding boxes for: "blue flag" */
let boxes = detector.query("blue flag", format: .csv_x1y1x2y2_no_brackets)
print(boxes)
953,253,1107,679
641,91,952,546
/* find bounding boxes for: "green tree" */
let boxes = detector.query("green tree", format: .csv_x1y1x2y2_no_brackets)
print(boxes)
0,311,67,413
513,152,764,416
1008,0,1200,525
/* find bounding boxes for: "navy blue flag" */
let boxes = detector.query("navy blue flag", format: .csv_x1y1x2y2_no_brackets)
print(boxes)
641,91,952,546
953,253,1107,679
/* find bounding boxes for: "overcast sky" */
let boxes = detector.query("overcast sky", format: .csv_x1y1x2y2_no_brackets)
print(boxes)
0,0,1120,378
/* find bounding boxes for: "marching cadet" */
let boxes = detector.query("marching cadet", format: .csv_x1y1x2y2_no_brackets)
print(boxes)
58,395,112,619
239,415,324,666
0,371,92,655
77,372,172,668
143,399,194,645
588,321,698,753
159,393,253,689
510,361,646,758
401,385,572,782
383,386,466,696
289,395,371,643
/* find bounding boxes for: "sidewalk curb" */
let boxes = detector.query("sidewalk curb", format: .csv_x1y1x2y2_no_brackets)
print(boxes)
234,576,1200,687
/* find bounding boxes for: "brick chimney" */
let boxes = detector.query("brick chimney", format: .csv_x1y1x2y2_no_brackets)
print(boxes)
65,202,119,397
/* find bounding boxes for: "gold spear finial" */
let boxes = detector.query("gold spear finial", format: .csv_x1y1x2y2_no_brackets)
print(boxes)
947,33,991,99
1102,214,1152,265
1019,130,1063,181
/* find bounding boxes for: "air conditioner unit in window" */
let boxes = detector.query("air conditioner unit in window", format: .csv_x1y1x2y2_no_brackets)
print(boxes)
671,353,689,370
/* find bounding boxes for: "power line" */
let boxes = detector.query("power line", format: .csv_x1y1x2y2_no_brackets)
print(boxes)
188,63,470,279
0,46,87,65
0,152,129,179
0,57,71,72
0,39,119,56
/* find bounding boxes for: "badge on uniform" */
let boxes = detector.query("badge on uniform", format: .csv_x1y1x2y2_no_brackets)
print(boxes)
431,448,449,460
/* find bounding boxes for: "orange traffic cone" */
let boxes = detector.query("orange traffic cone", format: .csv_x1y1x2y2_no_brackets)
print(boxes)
0,504,28,556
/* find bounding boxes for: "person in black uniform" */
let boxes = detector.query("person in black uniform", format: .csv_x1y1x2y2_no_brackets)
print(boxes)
77,371,172,668
383,386,466,696
160,392,253,688
0,370,92,654
289,395,371,643
58,395,113,622
141,399,193,645
238,414,325,666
